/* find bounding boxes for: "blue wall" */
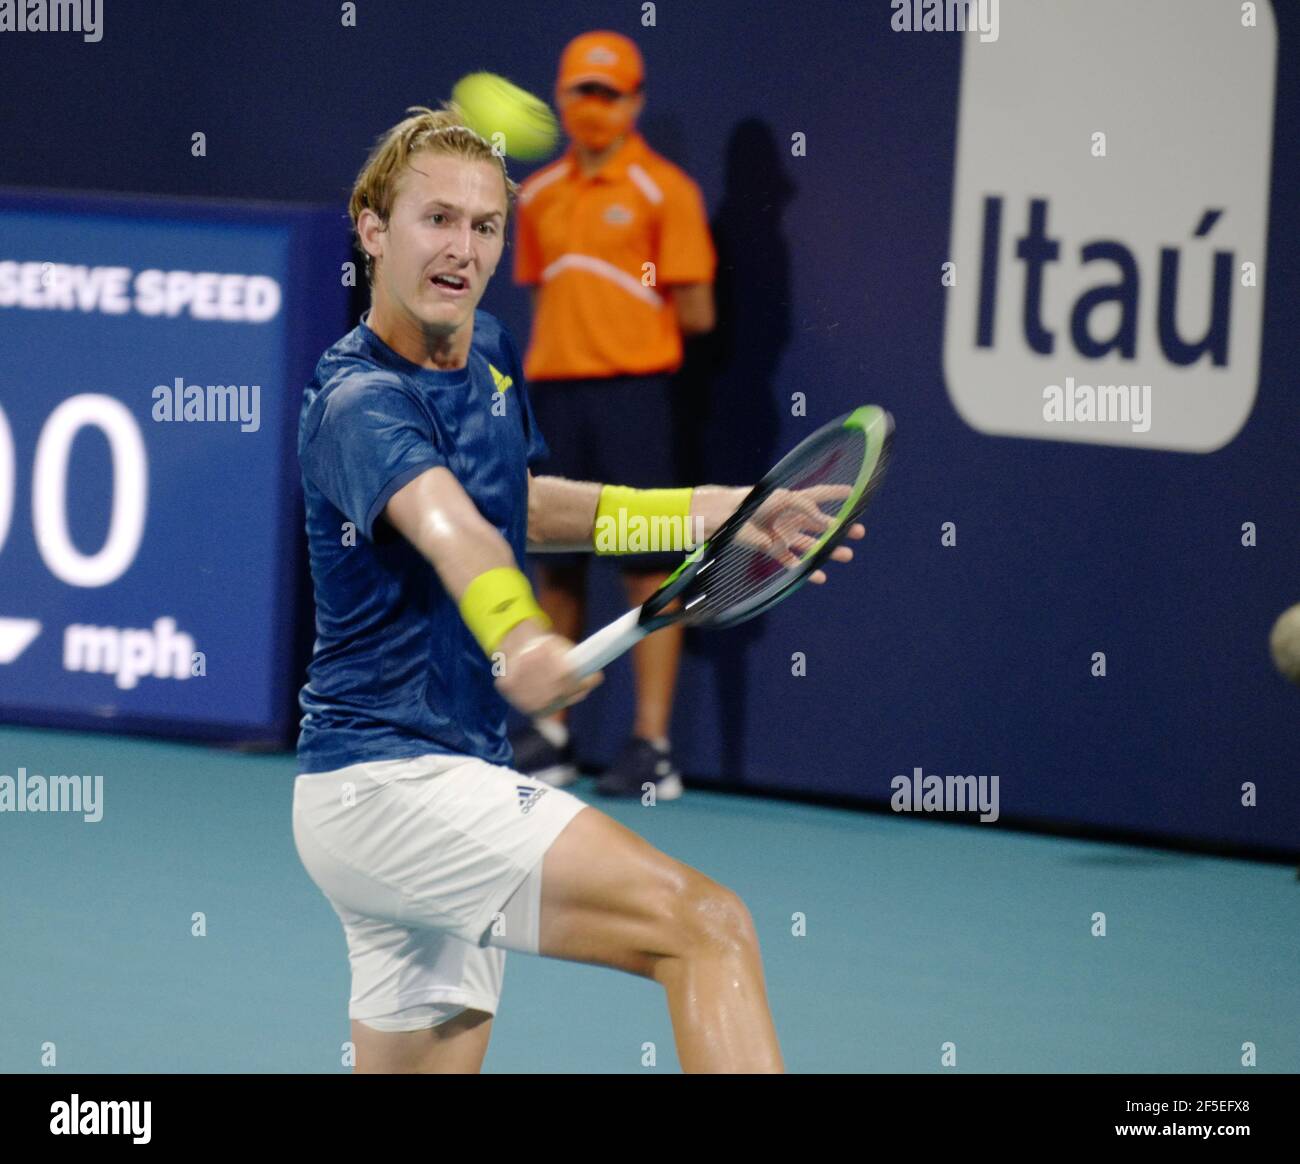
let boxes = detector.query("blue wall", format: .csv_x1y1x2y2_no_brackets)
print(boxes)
2,1,1294,854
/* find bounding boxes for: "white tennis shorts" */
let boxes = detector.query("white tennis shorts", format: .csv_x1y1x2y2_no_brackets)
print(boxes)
292,752,589,1032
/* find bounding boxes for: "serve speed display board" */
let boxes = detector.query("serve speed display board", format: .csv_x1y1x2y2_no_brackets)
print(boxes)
0,189,351,743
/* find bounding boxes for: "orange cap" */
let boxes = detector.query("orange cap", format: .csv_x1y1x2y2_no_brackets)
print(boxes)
557,31,644,95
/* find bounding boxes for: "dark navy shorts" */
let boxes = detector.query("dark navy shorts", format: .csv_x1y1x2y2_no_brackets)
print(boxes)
529,373,685,573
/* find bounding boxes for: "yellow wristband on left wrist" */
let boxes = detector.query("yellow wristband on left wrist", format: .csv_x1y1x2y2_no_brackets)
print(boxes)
458,567,551,656
593,485,696,555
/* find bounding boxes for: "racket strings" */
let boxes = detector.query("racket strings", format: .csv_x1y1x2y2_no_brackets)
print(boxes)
684,429,873,623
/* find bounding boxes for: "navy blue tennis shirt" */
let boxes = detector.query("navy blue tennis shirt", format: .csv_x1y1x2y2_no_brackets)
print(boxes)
296,309,549,774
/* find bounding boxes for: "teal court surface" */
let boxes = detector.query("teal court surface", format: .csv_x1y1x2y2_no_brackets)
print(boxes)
1,725,1296,1074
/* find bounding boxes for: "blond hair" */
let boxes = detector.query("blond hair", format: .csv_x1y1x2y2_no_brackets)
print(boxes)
348,104,520,283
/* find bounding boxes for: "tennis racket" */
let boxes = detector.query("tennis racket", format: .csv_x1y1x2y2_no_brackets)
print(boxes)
566,404,893,678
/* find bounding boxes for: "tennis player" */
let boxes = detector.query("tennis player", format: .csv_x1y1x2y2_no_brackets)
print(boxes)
291,105,862,1073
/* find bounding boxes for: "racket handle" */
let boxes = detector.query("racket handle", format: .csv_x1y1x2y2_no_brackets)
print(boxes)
566,608,647,678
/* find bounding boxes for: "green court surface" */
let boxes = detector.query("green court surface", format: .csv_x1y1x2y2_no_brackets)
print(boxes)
1,726,1295,1074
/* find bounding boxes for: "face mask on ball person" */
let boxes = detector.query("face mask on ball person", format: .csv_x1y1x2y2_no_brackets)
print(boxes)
561,95,635,151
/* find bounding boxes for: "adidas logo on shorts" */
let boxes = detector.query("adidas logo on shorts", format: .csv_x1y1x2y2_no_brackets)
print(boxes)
516,783,549,815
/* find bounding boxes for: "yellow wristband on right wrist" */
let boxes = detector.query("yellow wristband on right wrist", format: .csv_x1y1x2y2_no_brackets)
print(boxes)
458,567,550,656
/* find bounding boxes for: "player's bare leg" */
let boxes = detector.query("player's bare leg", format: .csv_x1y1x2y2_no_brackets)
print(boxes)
622,569,682,742
534,560,587,726
538,806,784,1072
350,1009,493,1074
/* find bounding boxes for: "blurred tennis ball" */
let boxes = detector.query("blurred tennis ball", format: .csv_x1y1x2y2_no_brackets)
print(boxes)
1269,603,1300,685
451,72,558,161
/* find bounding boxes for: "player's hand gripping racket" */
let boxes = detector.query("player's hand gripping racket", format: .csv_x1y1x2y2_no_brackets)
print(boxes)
566,404,893,678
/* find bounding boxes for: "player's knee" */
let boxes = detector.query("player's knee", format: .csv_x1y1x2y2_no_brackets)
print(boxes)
667,875,759,961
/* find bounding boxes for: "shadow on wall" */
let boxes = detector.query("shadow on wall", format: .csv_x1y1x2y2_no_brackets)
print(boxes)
673,117,796,783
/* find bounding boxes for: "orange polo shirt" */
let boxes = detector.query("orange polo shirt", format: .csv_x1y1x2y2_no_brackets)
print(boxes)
513,131,716,381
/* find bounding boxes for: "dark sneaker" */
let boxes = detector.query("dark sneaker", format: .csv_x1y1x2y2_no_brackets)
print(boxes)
596,738,684,801
509,723,579,788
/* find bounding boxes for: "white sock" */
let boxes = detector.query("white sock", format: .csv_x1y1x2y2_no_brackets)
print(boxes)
646,736,670,752
534,716,568,748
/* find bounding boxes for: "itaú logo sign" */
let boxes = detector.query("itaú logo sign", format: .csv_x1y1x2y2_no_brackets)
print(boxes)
943,0,1277,452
